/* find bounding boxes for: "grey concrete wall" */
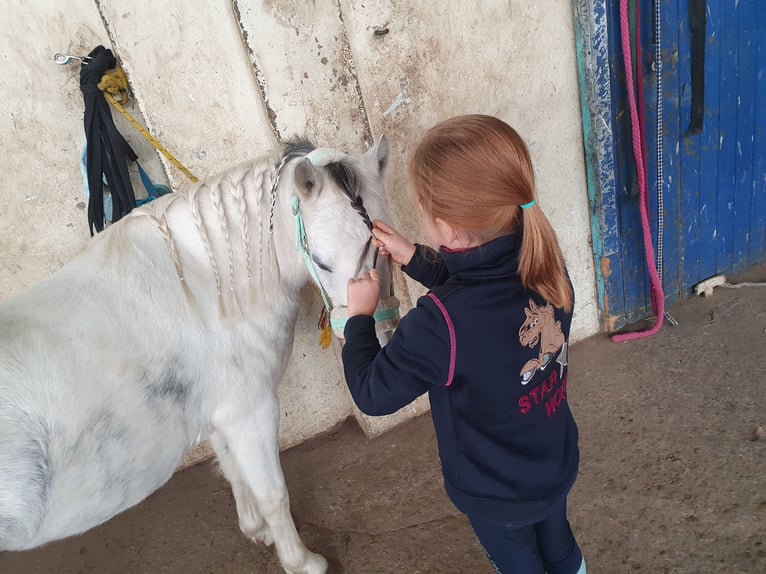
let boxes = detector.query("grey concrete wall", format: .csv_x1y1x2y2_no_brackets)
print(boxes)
0,0,599,456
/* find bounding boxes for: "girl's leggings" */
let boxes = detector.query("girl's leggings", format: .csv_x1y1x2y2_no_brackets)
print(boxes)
469,498,584,574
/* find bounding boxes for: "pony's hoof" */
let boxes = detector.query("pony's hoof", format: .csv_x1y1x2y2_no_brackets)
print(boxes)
286,551,327,574
304,552,328,574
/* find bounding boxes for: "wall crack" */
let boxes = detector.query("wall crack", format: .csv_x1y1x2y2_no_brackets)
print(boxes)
230,0,281,142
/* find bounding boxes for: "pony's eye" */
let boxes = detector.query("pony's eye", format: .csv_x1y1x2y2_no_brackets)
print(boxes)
312,255,333,273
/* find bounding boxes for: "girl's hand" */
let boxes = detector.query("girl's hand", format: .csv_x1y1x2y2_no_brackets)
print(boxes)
371,220,416,266
347,269,381,317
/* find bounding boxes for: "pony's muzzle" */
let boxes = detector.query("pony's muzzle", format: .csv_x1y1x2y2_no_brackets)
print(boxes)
330,296,401,346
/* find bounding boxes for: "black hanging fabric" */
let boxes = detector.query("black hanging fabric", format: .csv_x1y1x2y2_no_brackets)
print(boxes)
80,45,138,234
687,0,706,135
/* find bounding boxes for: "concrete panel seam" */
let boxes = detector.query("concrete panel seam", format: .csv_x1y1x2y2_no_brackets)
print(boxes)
333,0,373,147
93,0,117,55
230,0,281,142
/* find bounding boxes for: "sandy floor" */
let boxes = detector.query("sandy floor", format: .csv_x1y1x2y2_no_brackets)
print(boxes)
1,266,764,574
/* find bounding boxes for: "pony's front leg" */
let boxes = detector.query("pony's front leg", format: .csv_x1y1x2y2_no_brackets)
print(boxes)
209,431,273,546
214,404,327,574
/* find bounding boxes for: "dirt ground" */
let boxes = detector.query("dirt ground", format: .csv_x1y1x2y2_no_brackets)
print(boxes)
1,266,764,574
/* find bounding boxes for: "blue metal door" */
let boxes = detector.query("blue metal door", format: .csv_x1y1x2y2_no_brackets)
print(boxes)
575,0,765,330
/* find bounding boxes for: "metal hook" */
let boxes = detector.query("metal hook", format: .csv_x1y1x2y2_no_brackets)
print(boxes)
53,53,91,65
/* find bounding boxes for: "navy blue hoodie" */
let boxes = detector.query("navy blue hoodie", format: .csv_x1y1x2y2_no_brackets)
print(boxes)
342,233,579,525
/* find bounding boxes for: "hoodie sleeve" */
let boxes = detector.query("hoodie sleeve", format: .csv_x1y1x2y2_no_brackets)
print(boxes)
401,244,450,288
342,296,451,416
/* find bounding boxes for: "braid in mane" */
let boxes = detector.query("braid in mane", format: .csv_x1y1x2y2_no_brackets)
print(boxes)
325,161,373,231
325,160,377,275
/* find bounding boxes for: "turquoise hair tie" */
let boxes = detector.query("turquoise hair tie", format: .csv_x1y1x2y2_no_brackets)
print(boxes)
520,200,537,209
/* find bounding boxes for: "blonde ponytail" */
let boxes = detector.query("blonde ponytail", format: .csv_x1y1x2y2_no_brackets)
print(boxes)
519,204,573,312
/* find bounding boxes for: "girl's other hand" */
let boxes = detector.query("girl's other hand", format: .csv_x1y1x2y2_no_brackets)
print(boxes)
371,220,416,266
347,269,381,317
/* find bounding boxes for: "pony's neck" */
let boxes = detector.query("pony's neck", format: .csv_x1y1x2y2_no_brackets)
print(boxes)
128,155,307,320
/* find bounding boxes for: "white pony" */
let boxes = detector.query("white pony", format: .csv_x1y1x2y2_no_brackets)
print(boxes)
0,137,392,574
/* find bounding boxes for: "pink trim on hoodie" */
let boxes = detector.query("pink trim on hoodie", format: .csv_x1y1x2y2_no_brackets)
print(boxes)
427,293,456,387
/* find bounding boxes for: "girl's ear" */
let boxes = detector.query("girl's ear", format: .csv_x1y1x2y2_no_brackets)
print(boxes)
434,217,460,246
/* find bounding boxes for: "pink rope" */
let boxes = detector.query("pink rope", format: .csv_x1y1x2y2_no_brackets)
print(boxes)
634,0,650,216
612,0,665,342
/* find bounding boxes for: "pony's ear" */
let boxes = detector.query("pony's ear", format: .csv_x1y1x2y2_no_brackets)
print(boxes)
293,157,322,198
376,135,389,172
364,135,389,173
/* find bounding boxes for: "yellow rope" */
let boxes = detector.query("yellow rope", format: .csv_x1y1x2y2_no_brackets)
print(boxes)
99,68,198,183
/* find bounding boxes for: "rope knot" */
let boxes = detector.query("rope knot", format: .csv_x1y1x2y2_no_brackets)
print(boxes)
98,67,130,104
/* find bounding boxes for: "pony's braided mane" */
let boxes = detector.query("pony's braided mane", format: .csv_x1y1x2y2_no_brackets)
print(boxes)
132,155,276,314
135,142,373,315
325,161,372,231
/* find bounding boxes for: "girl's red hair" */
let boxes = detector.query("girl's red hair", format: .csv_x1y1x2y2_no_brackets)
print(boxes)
409,114,573,311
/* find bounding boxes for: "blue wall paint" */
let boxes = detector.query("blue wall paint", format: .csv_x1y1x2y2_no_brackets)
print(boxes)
573,0,624,328
698,0,722,282
576,0,766,330
751,2,766,262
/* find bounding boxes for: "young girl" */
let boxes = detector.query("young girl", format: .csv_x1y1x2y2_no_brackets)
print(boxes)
342,114,585,574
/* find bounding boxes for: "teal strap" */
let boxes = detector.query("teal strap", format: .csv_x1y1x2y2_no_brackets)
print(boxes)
135,163,170,207
138,163,158,199
520,199,537,209
331,306,400,331
292,196,332,312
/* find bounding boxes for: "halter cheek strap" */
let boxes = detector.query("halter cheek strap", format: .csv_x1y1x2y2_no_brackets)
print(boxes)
291,195,332,313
